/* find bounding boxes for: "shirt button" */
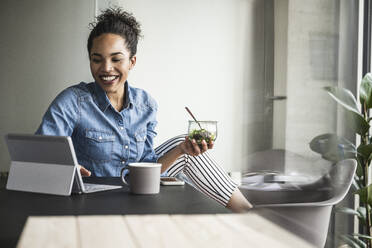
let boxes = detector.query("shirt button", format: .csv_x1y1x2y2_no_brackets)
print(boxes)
120,127,124,130
124,145,129,149
121,160,125,164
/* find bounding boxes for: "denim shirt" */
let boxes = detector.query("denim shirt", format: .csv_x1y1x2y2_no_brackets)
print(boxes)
35,81,160,177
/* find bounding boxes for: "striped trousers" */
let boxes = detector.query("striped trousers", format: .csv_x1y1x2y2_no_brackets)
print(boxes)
155,135,238,206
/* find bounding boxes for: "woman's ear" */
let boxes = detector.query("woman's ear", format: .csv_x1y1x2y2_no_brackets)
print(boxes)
129,56,136,70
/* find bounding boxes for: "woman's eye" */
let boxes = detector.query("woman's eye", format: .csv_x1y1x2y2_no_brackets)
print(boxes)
112,58,122,62
91,59,101,63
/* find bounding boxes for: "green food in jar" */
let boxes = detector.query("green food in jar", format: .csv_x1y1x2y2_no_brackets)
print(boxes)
189,129,216,148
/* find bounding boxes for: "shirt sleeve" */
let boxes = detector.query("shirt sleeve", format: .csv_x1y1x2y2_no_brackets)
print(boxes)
140,120,160,163
35,87,80,136
139,94,161,163
141,120,169,177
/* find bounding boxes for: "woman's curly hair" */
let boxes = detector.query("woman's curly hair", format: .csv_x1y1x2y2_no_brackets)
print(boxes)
87,7,142,58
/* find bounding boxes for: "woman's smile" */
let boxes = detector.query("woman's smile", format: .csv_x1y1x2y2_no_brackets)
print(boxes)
100,75,120,84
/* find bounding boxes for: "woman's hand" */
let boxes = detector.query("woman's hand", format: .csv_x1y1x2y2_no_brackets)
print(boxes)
178,136,214,156
158,136,214,173
79,165,91,177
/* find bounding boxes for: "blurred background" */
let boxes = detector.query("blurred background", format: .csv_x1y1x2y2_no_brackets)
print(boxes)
0,0,364,246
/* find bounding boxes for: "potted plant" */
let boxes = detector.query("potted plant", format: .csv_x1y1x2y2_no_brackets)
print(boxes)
310,73,372,247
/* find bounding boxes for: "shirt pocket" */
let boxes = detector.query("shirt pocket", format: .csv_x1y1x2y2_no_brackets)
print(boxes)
84,129,115,162
135,128,147,161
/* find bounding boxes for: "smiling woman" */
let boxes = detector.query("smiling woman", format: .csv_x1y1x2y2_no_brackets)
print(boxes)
87,8,139,111
35,7,251,212
89,33,136,111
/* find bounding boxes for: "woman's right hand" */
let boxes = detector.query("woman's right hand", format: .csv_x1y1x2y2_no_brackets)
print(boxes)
79,165,91,177
178,136,213,157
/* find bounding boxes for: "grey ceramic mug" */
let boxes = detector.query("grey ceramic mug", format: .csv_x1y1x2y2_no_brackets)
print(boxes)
121,163,161,194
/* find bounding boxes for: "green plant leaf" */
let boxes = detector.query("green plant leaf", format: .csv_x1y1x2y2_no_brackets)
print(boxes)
355,184,372,205
309,133,356,162
324,86,359,113
344,108,370,135
352,178,361,191
324,86,370,135
357,206,366,217
354,176,365,195
354,174,365,188
336,205,367,227
356,158,364,177
357,163,363,178
346,235,367,248
353,233,372,240
340,234,366,248
357,206,367,225
360,73,372,109
335,206,362,217
357,144,372,160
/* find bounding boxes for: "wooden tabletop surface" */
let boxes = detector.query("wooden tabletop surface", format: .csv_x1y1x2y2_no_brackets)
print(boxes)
16,213,314,248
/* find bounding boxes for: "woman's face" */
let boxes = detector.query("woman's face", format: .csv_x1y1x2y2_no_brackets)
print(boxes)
89,33,136,95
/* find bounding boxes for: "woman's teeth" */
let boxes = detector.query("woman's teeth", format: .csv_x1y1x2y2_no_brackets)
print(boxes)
101,76,117,81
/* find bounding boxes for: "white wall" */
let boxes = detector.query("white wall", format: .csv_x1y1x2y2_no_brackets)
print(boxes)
0,0,95,171
283,0,340,158
98,0,268,172
272,0,288,149
0,0,268,173
274,0,358,178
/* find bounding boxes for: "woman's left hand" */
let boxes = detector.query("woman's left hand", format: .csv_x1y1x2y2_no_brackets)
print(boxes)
178,136,214,156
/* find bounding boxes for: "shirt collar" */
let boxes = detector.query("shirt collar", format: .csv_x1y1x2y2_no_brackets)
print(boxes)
94,81,133,112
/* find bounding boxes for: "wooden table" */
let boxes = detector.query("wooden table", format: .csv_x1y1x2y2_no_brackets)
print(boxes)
16,213,314,248
0,177,229,248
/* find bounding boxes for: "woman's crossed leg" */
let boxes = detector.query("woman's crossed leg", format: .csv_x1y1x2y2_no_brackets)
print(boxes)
155,135,252,212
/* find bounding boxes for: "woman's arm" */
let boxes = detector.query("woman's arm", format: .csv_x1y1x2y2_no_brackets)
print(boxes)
157,137,213,173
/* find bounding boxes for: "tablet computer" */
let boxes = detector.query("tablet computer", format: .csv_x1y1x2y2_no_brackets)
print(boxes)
5,133,122,196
